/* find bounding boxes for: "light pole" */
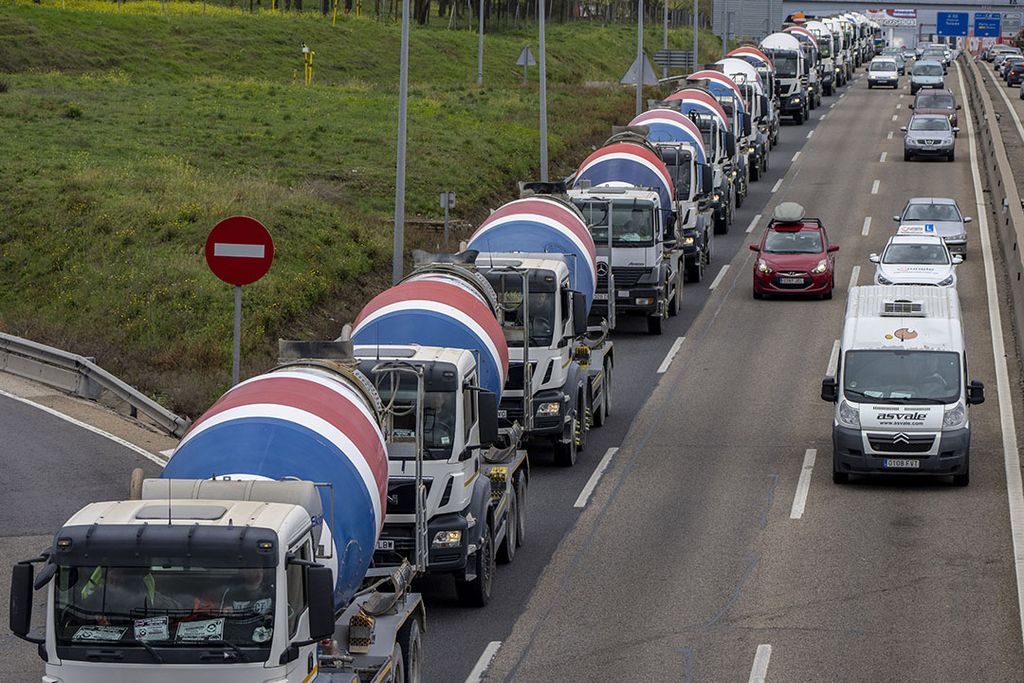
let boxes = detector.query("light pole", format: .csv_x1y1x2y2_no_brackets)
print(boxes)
391,0,411,284
692,0,698,69
636,0,645,117
539,0,549,181
477,0,484,85
663,0,669,80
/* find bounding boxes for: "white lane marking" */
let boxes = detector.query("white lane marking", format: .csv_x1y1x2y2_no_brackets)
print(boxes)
213,243,265,258
830,102,836,109
879,152,887,163
987,68,1024,143
573,447,620,508
891,114,898,121
899,93,904,99
708,265,730,290
896,103,902,110
848,265,861,291
871,179,880,194
792,151,801,162
806,129,814,139
748,644,772,683
887,131,894,140
861,216,872,236
825,339,840,377
790,449,817,520
746,214,762,233
0,388,168,468
839,93,845,99
771,179,783,193
820,114,827,120
656,337,685,374
465,641,503,683
958,61,1024,653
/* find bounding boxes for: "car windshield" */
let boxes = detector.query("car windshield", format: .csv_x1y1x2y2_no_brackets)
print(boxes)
55,566,276,652
882,243,950,265
903,203,960,221
913,63,943,76
916,94,954,109
762,228,823,254
870,62,896,71
773,55,799,78
576,200,657,247
843,350,961,404
909,117,950,132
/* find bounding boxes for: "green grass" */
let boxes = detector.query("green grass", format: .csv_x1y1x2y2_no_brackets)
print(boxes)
0,1,725,415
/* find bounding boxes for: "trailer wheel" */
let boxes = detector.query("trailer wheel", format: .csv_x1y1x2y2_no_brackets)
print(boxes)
455,520,494,606
497,484,518,564
129,467,146,500
390,641,406,683
397,618,423,683
514,474,527,547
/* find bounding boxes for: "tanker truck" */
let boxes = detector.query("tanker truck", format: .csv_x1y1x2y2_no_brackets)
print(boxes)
350,259,529,601
727,46,781,149
566,136,684,335
685,70,753,198
760,32,809,125
9,340,431,682
466,193,614,467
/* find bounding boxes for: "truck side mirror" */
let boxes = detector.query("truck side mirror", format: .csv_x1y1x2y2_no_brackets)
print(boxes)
10,563,42,643
821,377,838,402
967,380,985,405
700,164,713,195
571,291,588,337
305,565,336,642
726,132,736,158
476,390,499,446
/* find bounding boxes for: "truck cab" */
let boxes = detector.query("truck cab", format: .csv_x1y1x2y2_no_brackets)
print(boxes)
686,110,733,234
761,33,810,125
806,21,837,95
655,142,714,282
821,286,985,486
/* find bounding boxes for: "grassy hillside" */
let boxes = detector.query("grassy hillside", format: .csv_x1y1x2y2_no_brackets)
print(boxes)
0,1,724,415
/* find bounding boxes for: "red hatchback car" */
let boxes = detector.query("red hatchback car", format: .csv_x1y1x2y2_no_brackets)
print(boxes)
750,203,839,299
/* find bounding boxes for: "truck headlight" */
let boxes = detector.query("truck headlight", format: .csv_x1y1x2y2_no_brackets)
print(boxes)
811,259,828,274
432,530,462,548
712,193,721,202
536,401,561,416
837,399,860,428
937,274,954,286
756,259,772,274
943,402,966,429
682,235,695,246
791,96,801,104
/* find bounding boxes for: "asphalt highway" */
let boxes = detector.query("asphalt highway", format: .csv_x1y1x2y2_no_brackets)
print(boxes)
482,61,1024,681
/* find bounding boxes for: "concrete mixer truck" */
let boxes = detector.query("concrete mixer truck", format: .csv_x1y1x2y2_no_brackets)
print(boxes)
350,257,530,600
9,340,431,682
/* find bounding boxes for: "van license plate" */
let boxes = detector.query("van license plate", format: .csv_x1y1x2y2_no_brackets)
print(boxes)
375,540,395,551
884,458,920,469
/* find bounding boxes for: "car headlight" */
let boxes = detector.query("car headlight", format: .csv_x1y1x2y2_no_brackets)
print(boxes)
937,274,954,286
943,402,966,429
941,137,953,145
877,273,894,285
756,259,772,274
811,259,828,274
682,235,695,246
536,401,561,416
946,232,967,242
838,399,860,428
432,530,462,548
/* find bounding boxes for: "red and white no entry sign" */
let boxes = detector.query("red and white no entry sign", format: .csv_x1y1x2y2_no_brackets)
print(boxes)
205,216,275,286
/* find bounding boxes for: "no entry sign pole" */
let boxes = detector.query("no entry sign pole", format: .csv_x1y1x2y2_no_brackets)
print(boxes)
205,216,275,385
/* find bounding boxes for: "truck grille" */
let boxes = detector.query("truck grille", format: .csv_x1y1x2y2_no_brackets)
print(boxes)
596,267,648,290
867,432,934,453
385,477,433,515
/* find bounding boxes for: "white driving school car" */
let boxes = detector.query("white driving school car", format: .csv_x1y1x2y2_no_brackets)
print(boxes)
870,226,961,287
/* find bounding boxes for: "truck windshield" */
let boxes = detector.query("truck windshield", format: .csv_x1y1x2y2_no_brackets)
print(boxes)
575,200,656,247
773,55,799,78
657,148,693,198
379,378,458,457
55,565,275,654
843,350,961,404
493,286,558,347
818,40,831,58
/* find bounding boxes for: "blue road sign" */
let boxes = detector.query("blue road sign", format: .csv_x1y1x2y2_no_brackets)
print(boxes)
975,12,1001,38
937,12,968,37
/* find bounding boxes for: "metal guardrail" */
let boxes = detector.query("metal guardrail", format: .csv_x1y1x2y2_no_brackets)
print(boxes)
0,332,191,438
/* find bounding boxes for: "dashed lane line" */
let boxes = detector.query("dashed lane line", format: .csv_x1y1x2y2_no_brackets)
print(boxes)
465,641,503,683
708,265,730,291
573,448,620,509
790,448,817,520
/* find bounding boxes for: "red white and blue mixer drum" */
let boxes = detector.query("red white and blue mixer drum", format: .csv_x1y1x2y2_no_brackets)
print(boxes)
628,109,708,166
351,275,509,399
163,367,388,609
468,196,597,313
573,142,676,216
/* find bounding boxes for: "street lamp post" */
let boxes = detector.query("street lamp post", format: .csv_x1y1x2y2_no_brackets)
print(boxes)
636,0,644,117
692,0,698,69
663,0,669,80
539,0,549,181
391,0,411,284
477,0,484,85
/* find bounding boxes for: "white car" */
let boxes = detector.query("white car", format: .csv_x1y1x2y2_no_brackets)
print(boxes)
868,58,900,88
870,228,961,287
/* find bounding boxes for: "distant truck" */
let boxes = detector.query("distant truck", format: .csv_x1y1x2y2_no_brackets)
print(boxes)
761,32,810,124
821,286,985,486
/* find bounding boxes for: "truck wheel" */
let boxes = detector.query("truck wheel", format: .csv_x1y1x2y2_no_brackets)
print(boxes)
750,161,759,182
397,618,423,683
647,312,663,335
391,641,407,683
497,484,518,564
553,414,579,466
593,361,611,427
735,184,745,209
668,271,682,316
686,253,704,283
515,475,527,547
455,520,494,607
952,458,969,486
129,467,146,500
793,109,804,125
577,391,589,451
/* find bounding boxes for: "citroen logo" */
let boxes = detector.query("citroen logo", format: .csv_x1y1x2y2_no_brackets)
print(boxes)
892,433,910,444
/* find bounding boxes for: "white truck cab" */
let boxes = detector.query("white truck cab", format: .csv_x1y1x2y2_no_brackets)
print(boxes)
821,286,985,485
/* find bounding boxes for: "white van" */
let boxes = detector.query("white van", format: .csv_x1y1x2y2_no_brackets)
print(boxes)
868,57,900,88
821,286,985,485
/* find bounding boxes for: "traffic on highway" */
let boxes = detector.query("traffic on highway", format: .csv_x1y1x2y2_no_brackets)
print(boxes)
4,7,1024,683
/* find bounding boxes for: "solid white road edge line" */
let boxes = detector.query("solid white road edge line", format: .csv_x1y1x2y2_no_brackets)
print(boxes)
0,388,168,468
871,179,880,194
958,60,1024,656
464,641,503,683
880,151,888,163
708,265,730,290
986,68,1024,143
790,448,817,520
862,216,872,236
848,265,861,291
826,339,840,378
573,448,620,509
746,214,762,233
748,644,772,683
771,179,783,193
656,336,685,374
792,151,801,162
